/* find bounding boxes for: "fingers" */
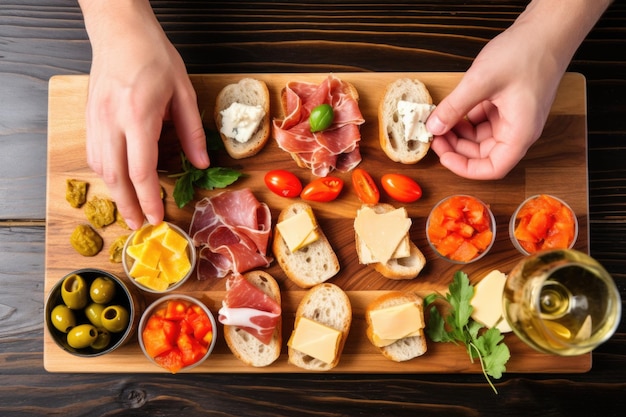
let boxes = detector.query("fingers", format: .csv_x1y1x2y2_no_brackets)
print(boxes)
170,81,210,169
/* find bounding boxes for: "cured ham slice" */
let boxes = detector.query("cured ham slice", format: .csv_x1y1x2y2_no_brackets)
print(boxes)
273,74,365,177
190,189,272,280
218,275,281,345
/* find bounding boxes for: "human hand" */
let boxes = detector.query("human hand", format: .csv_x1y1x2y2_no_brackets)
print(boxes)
81,0,209,229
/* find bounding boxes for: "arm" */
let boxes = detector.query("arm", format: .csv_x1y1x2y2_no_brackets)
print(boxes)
426,0,612,180
78,0,209,229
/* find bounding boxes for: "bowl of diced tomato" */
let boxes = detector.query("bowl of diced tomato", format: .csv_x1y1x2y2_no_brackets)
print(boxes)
426,195,496,264
509,194,578,255
138,294,216,373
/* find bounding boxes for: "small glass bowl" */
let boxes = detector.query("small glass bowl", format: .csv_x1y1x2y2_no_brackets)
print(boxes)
509,194,578,255
138,294,217,373
426,194,496,264
44,268,144,357
122,222,196,293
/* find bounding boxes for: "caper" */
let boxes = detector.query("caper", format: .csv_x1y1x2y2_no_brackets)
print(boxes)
90,328,111,351
67,324,98,349
309,103,334,132
84,302,106,328
50,304,76,333
70,224,103,257
101,305,129,333
61,274,88,310
90,276,116,304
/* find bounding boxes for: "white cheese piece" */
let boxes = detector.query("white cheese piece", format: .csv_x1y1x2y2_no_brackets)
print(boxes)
369,302,425,347
470,270,508,329
288,317,341,364
276,209,319,253
397,100,436,143
495,317,513,334
219,102,266,143
354,206,412,264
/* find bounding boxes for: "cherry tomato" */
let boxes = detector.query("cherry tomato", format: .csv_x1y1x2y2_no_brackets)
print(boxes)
351,168,380,204
381,173,422,203
264,170,303,198
300,176,344,202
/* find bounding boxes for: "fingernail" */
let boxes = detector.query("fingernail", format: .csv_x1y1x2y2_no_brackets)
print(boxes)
427,115,446,135
126,218,140,231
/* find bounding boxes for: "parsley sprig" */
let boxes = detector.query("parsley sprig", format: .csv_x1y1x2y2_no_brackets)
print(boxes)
424,271,510,394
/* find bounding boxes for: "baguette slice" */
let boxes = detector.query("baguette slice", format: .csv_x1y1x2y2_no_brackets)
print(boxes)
379,78,434,164
214,78,270,159
288,283,352,370
272,202,340,288
355,203,426,280
365,291,427,362
222,270,281,367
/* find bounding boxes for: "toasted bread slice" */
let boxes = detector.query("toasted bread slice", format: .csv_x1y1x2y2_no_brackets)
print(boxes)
272,202,340,288
222,270,281,367
379,78,434,164
355,203,425,280
214,78,270,159
365,291,427,362
288,283,352,370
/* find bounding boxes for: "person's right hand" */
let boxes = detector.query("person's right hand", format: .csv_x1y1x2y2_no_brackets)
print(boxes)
80,0,209,230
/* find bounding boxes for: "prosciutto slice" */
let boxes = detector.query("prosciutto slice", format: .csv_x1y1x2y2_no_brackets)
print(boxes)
190,189,272,280
218,275,281,345
273,74,365,177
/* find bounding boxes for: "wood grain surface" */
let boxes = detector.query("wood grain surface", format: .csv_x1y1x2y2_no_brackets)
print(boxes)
45,72,590,374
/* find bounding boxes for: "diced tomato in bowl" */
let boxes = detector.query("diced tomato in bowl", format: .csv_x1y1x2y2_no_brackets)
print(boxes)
138,294,216,373
426,195,496,264
509,194,578,255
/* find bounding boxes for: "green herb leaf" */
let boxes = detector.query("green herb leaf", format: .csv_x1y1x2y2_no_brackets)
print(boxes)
195,167,243,190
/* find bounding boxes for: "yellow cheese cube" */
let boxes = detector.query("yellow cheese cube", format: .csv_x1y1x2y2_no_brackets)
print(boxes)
129,261,160,280
135,275,169,292
160,253,192,284
161,228,189,254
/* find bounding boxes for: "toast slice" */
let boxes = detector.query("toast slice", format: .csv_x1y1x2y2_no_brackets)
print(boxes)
379,78,434,164
222,270,281,367
214,78,270,159
272,202,340,288
288,283,352,370
365,291,427,362
355,203,426,280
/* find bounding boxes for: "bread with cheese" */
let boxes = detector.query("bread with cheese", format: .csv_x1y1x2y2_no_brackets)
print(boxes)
222,270,281,367
379,78,434,164
272,202,340,288
214,78,270,159
365,291,427,362
355,203,426,280
288,283,352,370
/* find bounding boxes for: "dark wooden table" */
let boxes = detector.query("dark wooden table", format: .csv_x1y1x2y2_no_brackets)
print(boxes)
1,1,625,416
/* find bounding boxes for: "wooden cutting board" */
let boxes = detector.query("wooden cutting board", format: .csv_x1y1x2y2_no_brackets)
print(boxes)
44,72,591,374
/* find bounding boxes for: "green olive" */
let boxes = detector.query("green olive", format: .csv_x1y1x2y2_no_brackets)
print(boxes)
90,276,116,304
309,103,334,132
90,328,111,351
101,305,130,333
67,324,98,349
61,274,88,310
84,302,106,328
50,304,76,333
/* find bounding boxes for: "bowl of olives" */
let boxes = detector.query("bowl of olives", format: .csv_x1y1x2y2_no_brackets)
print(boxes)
45,268,145,357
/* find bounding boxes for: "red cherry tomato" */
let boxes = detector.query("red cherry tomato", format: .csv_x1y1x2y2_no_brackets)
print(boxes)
381,173,422,203
351,168,380,204
264,170,303,198
300,176,344,202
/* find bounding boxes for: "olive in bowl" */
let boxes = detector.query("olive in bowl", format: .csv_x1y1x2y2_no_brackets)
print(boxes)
45,268,144,357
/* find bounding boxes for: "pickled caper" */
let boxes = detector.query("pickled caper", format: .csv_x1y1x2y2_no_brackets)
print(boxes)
90,276,116,304
108,235,128,263
90,328,111,351
50,304,76,333
61,274,89,310
84,302,106,328
67,324,98,349
84,196,116,228
101,305,129,333
65,179,88,208
70,224,103,257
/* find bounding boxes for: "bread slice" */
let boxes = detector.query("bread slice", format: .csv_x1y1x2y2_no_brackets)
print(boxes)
214,78,270,159
288,283,352,370
365,291,427,362
272,202,340,288
379,78,434,164
222,270,281,367
355,203,426,280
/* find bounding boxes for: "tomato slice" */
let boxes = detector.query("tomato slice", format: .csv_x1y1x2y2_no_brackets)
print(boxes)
351,168,380,204
165,300,188,321
300,176,344,202
380,174,422,203
264,169,303,198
